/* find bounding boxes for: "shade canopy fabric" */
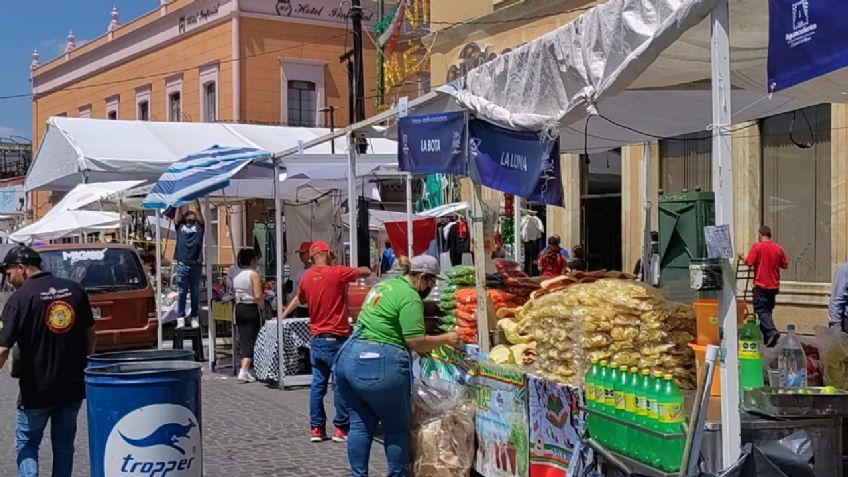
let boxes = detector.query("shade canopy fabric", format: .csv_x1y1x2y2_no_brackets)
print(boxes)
26,117,399,192
46,180,145,218
142,146,272,209
10,211,121,243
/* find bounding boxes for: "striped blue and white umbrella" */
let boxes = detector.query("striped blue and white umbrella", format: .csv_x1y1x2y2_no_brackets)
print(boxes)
142,145,272,209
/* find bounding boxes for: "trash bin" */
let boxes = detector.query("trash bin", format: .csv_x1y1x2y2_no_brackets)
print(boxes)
87,349,195,368
85,361,203,477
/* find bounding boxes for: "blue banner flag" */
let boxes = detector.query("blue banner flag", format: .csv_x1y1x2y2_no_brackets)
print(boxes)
398,111,467,175
768,0,848,91
469,119,563,206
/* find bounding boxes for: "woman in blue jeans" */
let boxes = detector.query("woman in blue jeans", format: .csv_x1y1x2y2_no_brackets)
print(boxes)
334,255,460,477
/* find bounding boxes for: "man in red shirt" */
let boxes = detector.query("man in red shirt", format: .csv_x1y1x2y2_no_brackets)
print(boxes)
282,240,370,443
742,225,789,347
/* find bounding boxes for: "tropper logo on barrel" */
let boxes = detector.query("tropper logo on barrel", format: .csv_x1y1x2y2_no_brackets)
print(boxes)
105,403,201,477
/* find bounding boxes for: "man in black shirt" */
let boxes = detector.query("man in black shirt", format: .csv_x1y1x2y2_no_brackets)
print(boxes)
0,246,96,477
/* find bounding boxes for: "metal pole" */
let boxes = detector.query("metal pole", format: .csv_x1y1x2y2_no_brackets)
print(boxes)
406,172,413,258
377,0,385,108
513,196,522,263
155,209,163,349
330,107,335,155
351,0,365,124
273,160,285,389
641,142,652,281
711,0,740,466
347,134,359,266
204,198,216,370
466,111,489,351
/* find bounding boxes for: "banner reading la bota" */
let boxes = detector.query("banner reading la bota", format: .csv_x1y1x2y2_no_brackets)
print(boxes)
468,119,563,207
398,111,467,175
768,0,848,91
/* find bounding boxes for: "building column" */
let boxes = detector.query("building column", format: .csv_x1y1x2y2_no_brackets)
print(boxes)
620,142,659,272
732,121,761,255
831,104,848,273
547,153,580,250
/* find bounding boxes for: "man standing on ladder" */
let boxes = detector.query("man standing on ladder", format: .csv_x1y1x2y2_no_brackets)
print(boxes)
173,201,205,329
740,225,788,347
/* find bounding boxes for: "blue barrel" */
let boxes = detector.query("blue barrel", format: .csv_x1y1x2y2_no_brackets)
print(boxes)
87,349,195,368
85,361,203,477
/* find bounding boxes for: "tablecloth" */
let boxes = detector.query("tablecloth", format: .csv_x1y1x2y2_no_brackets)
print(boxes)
253,318,311,382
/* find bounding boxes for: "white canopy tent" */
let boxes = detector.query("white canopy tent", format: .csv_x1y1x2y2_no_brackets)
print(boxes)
10,210,121,243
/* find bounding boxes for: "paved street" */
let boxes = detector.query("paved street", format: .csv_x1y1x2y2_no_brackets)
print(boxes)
0,369,387,476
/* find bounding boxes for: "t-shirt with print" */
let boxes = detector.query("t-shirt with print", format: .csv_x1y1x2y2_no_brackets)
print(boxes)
357,277,425,349
0,273,95,409
298,265,360,337
174,221,204,264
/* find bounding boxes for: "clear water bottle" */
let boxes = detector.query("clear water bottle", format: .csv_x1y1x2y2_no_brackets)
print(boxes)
777,324,807,388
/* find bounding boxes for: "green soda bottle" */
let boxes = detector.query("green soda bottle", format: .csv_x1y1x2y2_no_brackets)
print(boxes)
739,315,765,392
614,365,630,455
606,362,621,451
656,374,685,472
649,371,665,468
624,367,641,459
636,369,654,464
584,359,599,437
595,360,612,447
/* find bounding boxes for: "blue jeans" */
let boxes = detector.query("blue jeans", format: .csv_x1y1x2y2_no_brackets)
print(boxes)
753,287,779,340
335,338,412,477
310,336,349,430
176,262,202,319
16,401,82,477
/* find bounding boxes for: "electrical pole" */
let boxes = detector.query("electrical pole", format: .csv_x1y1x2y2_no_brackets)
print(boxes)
377,0,385,109
351,0,365,124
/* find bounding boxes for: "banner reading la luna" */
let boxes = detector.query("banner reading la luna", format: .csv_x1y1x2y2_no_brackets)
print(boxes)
468,119,563,207
768,0,848,91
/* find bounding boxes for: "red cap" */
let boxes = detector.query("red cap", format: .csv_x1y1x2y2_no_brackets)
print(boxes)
297,241,313,254
309,240,331,257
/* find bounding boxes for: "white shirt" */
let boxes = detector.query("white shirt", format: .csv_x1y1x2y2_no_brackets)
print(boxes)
233,268,259,304
520,215,544,242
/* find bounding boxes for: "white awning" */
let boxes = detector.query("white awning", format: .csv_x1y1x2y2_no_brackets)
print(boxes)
10,211,121,243
26,118,398,192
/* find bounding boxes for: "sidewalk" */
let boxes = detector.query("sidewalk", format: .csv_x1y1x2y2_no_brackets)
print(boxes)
0,369,387,476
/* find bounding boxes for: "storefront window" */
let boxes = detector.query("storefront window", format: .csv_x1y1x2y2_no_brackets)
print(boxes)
659,132,712,193
760,103,831,283
579,149,622,271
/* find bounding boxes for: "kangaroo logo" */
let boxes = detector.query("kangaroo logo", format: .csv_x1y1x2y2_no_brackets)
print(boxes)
120,420,197,455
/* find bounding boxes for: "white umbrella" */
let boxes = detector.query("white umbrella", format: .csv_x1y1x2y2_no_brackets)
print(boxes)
10,210,121,243
46,180,145,217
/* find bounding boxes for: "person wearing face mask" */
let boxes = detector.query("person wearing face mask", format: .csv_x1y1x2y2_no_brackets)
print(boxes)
173,202,205,329
0,246,96,477
333,255,460,477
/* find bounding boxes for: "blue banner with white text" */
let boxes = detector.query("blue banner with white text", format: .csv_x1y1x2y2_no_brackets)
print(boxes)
469,119,563,206
398,111,467,175
768,0,848,91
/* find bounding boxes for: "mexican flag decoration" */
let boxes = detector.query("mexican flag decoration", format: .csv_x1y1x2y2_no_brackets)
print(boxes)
375,0,406,57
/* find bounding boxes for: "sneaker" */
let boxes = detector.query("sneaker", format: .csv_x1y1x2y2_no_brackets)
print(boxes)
190,317,200,328
765,332,780,348
310,427,328,443
332,428,348,443
176,317,186,329
237,370,256,384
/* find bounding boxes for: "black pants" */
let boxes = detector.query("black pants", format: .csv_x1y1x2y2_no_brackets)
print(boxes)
752,287,779,339
235,303,262,359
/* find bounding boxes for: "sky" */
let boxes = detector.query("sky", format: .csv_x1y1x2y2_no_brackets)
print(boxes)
0,1,159,141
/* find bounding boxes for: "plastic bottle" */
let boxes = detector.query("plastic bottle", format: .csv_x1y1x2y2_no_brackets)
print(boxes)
613,365,630,454
649,371,665,468
595,360,611,447
624,366,641,459
656,374,685,472
584,359,599,437
636,369,655,465
739,315,765,392
778,324,807,388
606,362,621,451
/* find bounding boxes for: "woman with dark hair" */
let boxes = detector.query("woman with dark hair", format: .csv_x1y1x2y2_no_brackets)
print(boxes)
233,248,264,383
537,236,568,277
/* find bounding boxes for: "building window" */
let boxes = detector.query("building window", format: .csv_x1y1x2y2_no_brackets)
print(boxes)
169,92,182,122
203,83,217,122
659,132,712,193
138,101,150,121
760,103,831,283
78,105,92,119
106,95,120,120
287,80,316,127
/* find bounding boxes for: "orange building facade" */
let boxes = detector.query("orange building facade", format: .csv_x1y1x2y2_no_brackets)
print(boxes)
29,0,428,262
